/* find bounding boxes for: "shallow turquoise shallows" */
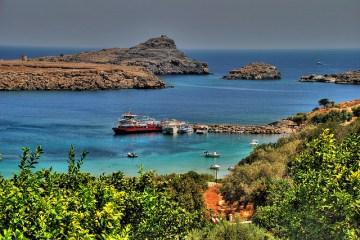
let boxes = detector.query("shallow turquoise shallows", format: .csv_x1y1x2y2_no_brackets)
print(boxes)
0,48,359,177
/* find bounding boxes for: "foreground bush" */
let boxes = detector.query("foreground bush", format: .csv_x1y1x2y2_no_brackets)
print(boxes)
186,221,276,240
254,129,360,239
0,147,206,239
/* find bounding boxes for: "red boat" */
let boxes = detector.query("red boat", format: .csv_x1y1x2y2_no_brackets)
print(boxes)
112,112,162,134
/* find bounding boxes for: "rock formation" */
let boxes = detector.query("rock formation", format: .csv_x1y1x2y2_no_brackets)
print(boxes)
0,61,165,91
208,119,298,134
36,35,209,75
223,62,281,80
300,70,360,84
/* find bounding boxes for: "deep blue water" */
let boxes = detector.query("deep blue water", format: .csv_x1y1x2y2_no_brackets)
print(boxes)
0,47,359,177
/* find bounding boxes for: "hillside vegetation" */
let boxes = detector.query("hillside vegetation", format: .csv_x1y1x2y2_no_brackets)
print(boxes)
220,99,360,239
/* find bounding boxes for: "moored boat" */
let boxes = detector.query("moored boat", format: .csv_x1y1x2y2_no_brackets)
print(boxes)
194,125,209,134
203,151,221,158
250,139,259,146
162,119,185,135
178,124,194,134
127,152,138,158
112,112,162,134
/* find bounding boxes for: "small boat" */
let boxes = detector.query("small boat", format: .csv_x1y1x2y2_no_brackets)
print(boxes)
250,139,259,146
127,152,138,158
178,125,194,134
195,125,209,134
203,151,221,158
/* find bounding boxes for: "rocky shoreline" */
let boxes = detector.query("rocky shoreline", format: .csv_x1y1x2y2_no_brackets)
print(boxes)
0,61,165,90
207,120,298,134
37,35,209,75
300,70,360,84
223,62,281,80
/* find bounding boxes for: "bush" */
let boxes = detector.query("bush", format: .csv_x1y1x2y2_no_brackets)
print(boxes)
186,221,276,240
311,110,353,124
254,129,360,239
0,147,206,239
352,106,360,117
287,112,307,124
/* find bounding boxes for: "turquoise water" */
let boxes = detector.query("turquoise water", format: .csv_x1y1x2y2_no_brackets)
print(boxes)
0,48,359,177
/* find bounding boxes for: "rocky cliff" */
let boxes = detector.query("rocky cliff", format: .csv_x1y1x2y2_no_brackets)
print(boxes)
300,70,360,84
36,35,209,75
0,61,165,90
223,62,281,80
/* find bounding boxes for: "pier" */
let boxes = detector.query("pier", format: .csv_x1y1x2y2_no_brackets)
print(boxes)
206,120,299,135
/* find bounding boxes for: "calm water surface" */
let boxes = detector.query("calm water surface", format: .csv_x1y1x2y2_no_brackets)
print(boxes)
0,48,359,177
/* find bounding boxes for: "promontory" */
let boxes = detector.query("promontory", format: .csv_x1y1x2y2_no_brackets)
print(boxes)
0,60,165,91
36,35,209,75
300,70,360,84
223,62,281,80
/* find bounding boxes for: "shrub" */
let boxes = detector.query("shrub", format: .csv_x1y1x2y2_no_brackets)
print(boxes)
352,106,360,117
0,147,206,239
186,221,276,240
254,129,360,239
311,110,353,124
287,112,307,124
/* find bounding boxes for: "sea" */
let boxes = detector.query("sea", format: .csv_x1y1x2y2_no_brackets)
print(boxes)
0,47,359,177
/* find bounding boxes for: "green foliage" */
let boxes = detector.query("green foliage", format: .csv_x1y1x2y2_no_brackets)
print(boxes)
0,147,207,239
254,129,360,239
311,110,353,124
186,221,276,240
221,139,300,206
287,112,307,124
318,98,334,108
352,106,360,117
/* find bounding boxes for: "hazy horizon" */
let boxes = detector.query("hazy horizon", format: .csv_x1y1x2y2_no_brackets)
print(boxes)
1,0,359,49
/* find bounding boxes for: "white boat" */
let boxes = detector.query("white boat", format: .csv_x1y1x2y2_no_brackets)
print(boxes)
250,139,259,146
178,125,194,134
127,152,138,158
195,125,209,134
203,151,221,158
162,119,184,135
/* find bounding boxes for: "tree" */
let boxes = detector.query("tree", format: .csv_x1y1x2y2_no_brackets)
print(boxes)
318,98,334,108
254,129,360,239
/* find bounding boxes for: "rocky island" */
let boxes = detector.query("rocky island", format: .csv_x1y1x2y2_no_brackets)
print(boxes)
300,70,360,84
0,60,165,90
223,62,281,80
37,35,209,75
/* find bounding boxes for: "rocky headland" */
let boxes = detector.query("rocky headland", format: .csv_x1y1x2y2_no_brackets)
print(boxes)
300,70,360,84
36,35,209,75
223,62,281,80
0,60,165,90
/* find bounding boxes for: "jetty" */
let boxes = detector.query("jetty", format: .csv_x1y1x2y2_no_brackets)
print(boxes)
207,120,298,134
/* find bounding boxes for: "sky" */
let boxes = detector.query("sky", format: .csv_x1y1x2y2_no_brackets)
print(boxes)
0,0,359,49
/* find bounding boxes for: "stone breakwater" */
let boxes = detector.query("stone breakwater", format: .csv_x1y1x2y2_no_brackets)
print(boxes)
207,120,299,134
0,61,165,90
223,62,281,80
37,35,209,75
300,70,360,84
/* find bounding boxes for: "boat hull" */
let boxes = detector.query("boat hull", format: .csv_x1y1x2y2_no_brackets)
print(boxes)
112,126,162,135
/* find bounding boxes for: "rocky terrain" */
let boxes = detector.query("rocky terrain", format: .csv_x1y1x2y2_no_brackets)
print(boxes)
0,60,165,90
223,62,281,80
36,35,209,75
208,119,298,134
300,70,360,84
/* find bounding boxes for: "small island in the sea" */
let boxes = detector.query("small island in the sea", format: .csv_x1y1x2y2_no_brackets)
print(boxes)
37,35,209,75
223,62,281,80
300,70,360,84
0,60,165,90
